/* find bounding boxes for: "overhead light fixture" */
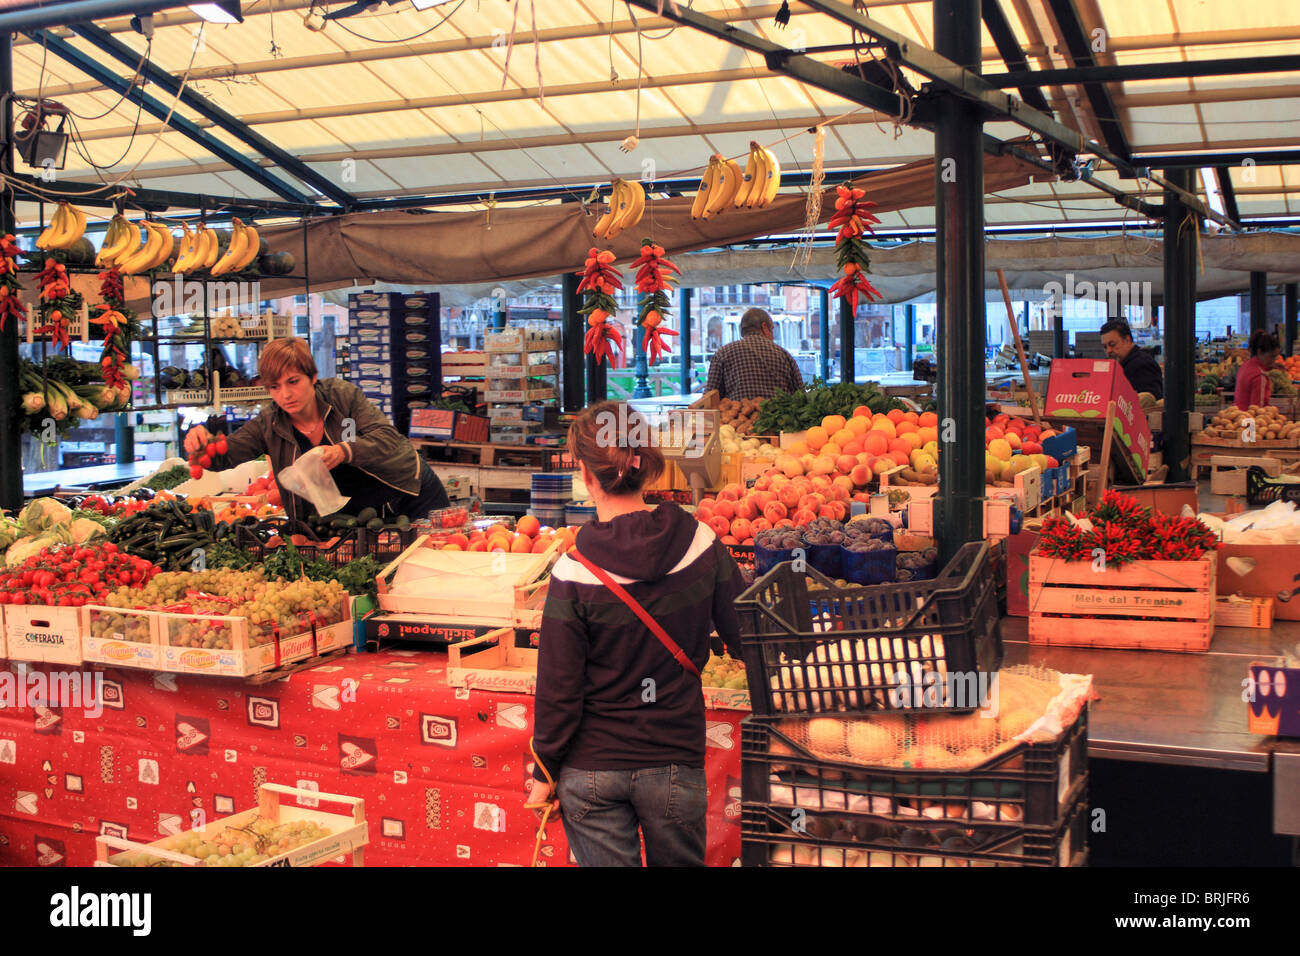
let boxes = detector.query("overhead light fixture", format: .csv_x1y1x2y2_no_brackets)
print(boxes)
15,103,69,171
129,13,154,37
188,2,242,24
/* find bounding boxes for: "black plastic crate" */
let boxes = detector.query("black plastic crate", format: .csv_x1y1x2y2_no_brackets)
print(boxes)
735,541,1002,716
740,707,1088,838
741,784,1088,867
231,518,362,567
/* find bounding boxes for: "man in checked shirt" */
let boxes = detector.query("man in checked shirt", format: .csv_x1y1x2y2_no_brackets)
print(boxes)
704,308,804,401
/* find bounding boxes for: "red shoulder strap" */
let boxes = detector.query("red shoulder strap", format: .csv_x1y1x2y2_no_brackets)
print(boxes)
568,548,701,678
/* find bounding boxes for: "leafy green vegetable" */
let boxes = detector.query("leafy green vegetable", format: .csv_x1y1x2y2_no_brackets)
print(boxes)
204,540,259,571
146,464,193,490
259,541,382,598
752,379,906,435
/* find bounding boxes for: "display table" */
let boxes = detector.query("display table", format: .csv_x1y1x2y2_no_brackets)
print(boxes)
23,460,156,497
0,649,744,868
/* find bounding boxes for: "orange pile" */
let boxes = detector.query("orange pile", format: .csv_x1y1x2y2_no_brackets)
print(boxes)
441,515,577,555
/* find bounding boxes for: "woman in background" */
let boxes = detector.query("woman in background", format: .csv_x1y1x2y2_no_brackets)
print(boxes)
1234,330,1282,411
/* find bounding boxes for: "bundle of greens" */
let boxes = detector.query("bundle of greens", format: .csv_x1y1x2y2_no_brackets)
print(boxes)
752,379,905,435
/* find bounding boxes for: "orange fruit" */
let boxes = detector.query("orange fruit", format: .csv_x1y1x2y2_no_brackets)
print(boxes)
786,440,810,457
847,416,870,435
919,411,938,427
871,418,897,439
895,421,918,436
903,411,919,424
831,428,856,449
918,426,938,444
852,405,871,418
511,534,533,553
864,431,890,457
488,533,513,552
886,409,905,424
888,449,910,467
516,515,541,538
821,415,847,434
804,427,828,451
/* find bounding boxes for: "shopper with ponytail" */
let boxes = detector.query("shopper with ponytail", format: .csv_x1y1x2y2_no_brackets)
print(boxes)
525,401,746,866
1235,330,1283,410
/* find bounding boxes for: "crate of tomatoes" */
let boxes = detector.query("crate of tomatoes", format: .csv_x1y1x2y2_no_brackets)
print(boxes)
0,543,160,664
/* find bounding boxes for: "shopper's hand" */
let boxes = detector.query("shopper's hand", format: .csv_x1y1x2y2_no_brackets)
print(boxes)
318,445,347,470
525,777,559,821
183,425,212,455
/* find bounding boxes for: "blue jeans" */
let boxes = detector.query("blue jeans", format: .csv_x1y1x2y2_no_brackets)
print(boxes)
558,765,707,867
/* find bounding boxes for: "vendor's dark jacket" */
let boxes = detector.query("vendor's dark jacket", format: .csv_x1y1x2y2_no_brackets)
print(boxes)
532,503,746,781
215,378,421,522
1120,346,1163,399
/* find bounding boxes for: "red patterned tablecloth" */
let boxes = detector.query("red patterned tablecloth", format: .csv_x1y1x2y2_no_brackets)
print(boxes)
0,650,745,867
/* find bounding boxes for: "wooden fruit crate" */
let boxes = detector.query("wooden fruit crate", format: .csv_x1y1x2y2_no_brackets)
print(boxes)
1216,596,1273,629
95,783,368,867
1209,455,1282,497
445,626,538,694
1028,552,1215,653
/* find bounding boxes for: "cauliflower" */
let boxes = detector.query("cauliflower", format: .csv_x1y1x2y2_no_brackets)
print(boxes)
18,497,72,535
70,517,107,545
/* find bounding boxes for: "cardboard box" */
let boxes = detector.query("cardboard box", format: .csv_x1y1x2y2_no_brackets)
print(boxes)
1247,662,1300,737
1216,543,1300,621
1216,596,1274,629
4,606,83,665
1045,358,1152,480
81,606,163,671
364,615,503,648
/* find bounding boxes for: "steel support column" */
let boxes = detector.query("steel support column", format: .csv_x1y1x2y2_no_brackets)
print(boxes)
839,298,854,384
1053,308,1067,358
561,272,585,412
905,304,916,369
1250,271,1268,334
819,288,831,381
0,31,19,510
1286,284,1298,356
1162,169,1198,483
679,287,693,396
114,413,134,467
632,324,651,399
934,0,986,558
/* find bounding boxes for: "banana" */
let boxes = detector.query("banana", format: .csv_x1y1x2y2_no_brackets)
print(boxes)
605,180,644,239
706,157,742,217
171,223,197,274
210,218,248,277
38,203,71,249
146,222,175,271
112,222,143,268
200,227,220,270
592,183,622,239
35,206,60,249
232,222,260,271
691,158,721,220
61,204,87,249
744,144,769,208
733,146,760,208
756,146,782,207
118,221,164,275
96,216,132,265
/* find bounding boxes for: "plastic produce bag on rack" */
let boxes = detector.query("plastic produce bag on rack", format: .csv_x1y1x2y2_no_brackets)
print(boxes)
276,446,348,515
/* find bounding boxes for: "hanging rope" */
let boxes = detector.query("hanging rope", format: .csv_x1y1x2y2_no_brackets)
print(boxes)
792,125,826,271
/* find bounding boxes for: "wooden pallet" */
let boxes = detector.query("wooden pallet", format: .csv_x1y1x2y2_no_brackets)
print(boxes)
245,646,353,685
1028,553,1215,653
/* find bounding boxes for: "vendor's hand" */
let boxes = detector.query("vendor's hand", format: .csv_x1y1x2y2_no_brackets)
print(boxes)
525,777,559,821
318,444,347,470
183,425,212,455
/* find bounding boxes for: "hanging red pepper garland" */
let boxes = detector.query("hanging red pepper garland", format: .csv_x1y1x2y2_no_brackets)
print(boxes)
0,234,28,333
1037,490,1217,567
34,258,80,352
93,266,134,390
828,183,884,313
632,240,681,365
576,248,624,365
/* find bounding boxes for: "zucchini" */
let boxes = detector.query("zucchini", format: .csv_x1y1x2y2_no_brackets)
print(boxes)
366,517,384,532
357,507,378,523
395,514,411,530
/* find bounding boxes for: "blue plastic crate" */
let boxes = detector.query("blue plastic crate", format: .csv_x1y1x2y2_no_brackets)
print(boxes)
841,545,897,585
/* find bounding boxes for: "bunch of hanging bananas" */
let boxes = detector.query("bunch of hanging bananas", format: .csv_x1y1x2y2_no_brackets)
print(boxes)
208,217,260,276
170,223,217,275
98,217,176,275
690,142,782,220
35,201,87,250
592,179,645,240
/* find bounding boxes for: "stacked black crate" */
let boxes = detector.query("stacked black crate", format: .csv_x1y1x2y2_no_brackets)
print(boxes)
393,293,442,435
346,292,397,423
734,542,1090,867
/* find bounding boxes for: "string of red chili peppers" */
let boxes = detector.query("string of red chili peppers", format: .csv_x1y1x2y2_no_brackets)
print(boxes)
1037,490,1217,566
577,247,624,365
93,266,133,390
829,183,884,314
35,258,80,353
0,234,28,334
632,240,680,365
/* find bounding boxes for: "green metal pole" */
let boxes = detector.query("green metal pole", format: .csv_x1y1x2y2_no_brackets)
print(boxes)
819,287,831,382
1162,168,1197,483
934,0,986,560
1249,271,1267,334
839,298,854,384
679,286,693,395
1285,283,1297,356
905,303,916,368
0,32,21,510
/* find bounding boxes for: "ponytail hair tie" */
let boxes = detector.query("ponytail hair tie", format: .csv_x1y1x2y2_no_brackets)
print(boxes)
630,455,641,470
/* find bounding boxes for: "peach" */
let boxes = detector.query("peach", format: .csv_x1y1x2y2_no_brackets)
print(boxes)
821,443,842,460
810,457,836,477
792,508,818,526
818,504,838,519
835,454,857,475
722,483,744,500
754,475,773,492
708,515,731,537
720,535,739,545
751,490,776,510
742,537,754,546
750,517,773,534
786,440,810,457
780,456,804,479
774,518,795,529
811,475,833,493
779,486,802,510
855,452,872,465
764,501,788,524
695,504,714,524
730,517,752,540
698,497,717,511
828,501,848,521
769,474,790,491
799,493,826,512
713,499,736,521
832,475,855,497
850,463,874,487
716,486,739,502
735,498,759,521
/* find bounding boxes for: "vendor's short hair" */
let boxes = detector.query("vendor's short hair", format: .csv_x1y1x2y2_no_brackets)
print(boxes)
1099,319,1133,340
740,308,772,335
259,337,318,385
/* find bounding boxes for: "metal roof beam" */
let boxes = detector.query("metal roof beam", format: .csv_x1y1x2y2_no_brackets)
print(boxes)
68,22,355,210
985,52,1300,87
1042,0,1131,162
981,0,1054,115
4,170,319,216
24,28,317,207
1130,149,1300,168
1215,167,1242,226
0,0,189,33
794,0,1134,176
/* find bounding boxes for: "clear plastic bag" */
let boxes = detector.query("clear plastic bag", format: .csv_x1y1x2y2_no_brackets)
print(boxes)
277,446,347,515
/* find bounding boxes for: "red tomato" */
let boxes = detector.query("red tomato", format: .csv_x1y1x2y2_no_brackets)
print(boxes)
190,466,203,479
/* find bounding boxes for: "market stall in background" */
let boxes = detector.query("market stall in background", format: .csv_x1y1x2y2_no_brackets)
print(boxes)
1,0,1299,872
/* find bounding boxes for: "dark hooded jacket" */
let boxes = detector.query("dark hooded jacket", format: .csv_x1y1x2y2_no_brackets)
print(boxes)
531,502,746,780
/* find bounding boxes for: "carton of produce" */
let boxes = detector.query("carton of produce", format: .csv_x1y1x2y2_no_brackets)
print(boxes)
81,605,163,670
4,606,83,665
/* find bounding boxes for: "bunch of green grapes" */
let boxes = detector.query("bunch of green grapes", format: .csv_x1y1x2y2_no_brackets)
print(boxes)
86,608,152,643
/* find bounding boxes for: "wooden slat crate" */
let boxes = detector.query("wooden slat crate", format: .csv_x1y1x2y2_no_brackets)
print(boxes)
1209,455,1282,497
1028,552,1215,653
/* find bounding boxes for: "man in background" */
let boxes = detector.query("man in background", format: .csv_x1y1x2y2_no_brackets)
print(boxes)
705,308,803,401
1100,318,1163,401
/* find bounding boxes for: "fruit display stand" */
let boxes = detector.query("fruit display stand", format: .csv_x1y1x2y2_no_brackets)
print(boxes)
1028,552,1216,652
95,783,368,867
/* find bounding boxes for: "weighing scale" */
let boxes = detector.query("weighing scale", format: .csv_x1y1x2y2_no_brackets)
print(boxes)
652,406,721,506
